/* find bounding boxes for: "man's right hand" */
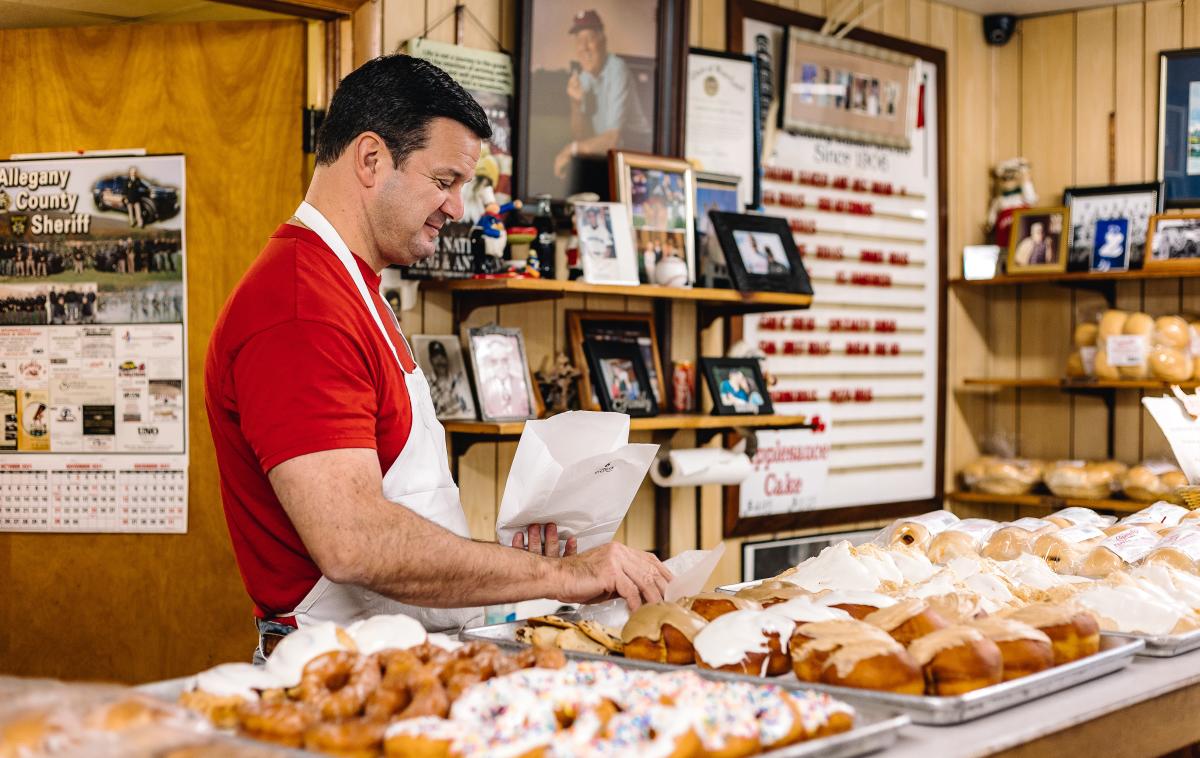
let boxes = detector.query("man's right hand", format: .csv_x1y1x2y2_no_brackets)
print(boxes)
566,71,583,103
553,543,673,610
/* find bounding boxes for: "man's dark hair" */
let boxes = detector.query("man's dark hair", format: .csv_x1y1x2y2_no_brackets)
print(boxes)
315,54,492,167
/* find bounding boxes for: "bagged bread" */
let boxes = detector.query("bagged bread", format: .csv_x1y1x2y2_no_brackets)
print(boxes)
1122,501,1191,527
1093,349,1120,380
1112,312,1152,379
1144,529,1200,573
926,519,1001,563
981,518,1059,562
1154,315,1191,349
1045,505,1117,529
1079,526,1161,578
1122,464,1189,503
960,457,1042,496
1031,525,1108,575
1097,310,1128,339
1044,463,1123,501
884,511,960,551
1074,322,1099,348
1150,344,1192,382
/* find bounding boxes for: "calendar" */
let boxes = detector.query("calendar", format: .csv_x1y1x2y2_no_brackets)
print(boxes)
0,153,188,533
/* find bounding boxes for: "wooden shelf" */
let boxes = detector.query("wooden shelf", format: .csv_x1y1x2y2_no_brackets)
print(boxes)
950,268,1200,287
948,490,1144,514
962,377,1200,391
443,413,815,437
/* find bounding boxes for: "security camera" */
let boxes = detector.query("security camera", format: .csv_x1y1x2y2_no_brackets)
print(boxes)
983,14,1017,46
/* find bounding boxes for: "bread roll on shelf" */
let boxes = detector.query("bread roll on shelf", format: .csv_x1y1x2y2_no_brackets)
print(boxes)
1031,525,1108,574
1150,345,1192,382
981,518,1059,562
960,457,1042,497
1045,463,1124,501
1144,529,1200,574
1154,315,1191,349
1097,309,1128,339
926,519,1001,563
1079,526,1161,578
907,626,1004,696
1074,322,1099,348
1065,350,1087,378
1093,349,1120,380
884,511,960,551
967,617,1054,681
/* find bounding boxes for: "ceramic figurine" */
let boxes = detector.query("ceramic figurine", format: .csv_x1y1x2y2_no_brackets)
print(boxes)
986,158,1037,248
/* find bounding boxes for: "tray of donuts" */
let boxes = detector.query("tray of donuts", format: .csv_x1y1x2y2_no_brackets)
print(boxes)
144,614,908,758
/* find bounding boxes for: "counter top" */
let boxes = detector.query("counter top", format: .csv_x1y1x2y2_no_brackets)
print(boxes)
884,653,1200,757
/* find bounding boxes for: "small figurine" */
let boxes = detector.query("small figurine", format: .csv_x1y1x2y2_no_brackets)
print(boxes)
471,186,523,275
986,158,1037,248
535,352,582,415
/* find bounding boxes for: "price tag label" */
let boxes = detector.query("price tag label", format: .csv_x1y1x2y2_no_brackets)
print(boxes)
1106,335,1148,367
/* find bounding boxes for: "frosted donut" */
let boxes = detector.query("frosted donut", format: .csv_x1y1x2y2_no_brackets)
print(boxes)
908,626,1004,695
683,592,762,621
346,613,426,655
734,581,814,607
621,602,708,665
789,619,894,682
693,610,795,677
765,596,852,625
815,638,923,695
863,597,950,645
263,621,356,688
1002,603,1100,664
815,589,898,619
967,617,1054,681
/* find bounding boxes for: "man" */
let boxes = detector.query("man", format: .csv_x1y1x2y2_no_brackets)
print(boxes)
1014,222,1053,266
425,340,469,418
123,167,150,229
578,207,613,258
205,55,670,660
553,10,651,178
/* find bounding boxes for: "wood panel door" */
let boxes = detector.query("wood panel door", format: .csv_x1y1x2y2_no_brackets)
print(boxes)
0,20,306,683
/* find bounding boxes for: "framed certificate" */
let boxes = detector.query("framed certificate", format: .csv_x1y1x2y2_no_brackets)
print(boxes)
685,49,759,209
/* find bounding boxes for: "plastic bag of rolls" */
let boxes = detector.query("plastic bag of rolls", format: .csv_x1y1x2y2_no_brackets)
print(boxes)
959,456,1043,496
1121,462,1189,503
1044,460,1127,500
1084,309,1197,382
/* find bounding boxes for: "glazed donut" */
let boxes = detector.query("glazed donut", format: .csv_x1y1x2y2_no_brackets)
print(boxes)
236,700,319,748
621,603,708,665
683,592,762,621
295,650,381,720
981,518,1058,561
967,617,1054,681
396,667,450,720
374,649,422,691
789,619,894,681
383,716,458,758
819,639,924,694
863,597,951,645
363,682,411,721
886,511,960,551
734,581,814,607
1003,603,1100,664
926,519,1001,563
908,626,1004,695
304,717,386,758
693,610,795,677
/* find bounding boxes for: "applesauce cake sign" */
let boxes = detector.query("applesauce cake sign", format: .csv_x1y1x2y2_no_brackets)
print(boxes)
739,424,832,518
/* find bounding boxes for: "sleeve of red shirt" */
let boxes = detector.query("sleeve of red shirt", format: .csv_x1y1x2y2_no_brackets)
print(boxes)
232,319,381,472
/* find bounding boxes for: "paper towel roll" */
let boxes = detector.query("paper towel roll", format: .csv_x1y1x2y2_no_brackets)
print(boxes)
650,448,754,487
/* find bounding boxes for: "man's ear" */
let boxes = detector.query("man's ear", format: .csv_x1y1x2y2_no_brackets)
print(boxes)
352,132,387,188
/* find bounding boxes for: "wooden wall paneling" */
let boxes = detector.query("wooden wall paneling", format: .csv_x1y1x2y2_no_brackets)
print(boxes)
458,304,501,540
859,0,884,33
1187,0,1200,45
382,0,424,50
907,0,929,44
1113,3,1145,183
1143,0,1183,182
668,300,700,555
499,0,517,51
702,0,727,49
794,0,827,18
424,0,459,43
691,0,705,46
352,0,382,65
462,0,502,50
881,0,908,37
1112,281,1144,464
0,21,306,683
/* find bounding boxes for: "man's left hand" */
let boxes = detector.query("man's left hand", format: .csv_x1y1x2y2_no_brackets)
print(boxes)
512,523,577,557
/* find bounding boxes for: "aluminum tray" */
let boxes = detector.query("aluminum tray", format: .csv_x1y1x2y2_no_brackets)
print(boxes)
139,672,907,758
1103,628,1200,657
462,620,1143,725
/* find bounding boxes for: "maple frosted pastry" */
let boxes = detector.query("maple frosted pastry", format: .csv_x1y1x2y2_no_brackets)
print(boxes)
815,590,898,620
960,457,1042,496
683,592,762,621
790,620,924,694
1032,525,1107,575
885,511,960,551
1003,603,1100,664
926,519,1001,563
863,597,950,645
693,610,795,677
621,603,708,665
908,625,1004,695
764,596,852,625
967,617,1054,681
734,581,814,607
981,518,1058,561
1144,529,1200,574
1079,526,1161,578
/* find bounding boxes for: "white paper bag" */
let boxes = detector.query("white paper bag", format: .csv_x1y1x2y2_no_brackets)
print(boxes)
1143,395,1200,484
496,411,658,552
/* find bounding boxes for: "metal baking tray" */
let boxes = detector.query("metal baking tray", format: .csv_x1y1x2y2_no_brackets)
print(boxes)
1102,628,1200,657
463,620,1143,725
140,672,907,758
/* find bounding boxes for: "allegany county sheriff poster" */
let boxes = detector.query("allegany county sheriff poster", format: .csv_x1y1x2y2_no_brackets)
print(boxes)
0,154,188,534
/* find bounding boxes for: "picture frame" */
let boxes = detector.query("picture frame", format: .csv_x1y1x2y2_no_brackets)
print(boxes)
515,0,689,200
411,335,477,421
1158,49,1200,208
780,26,918,150
611,150,697,285
584,340,659,417
695,172,742,288
1145,212,1200,270
707,211,813,294
567,310,667,412
685,48,760,209
573,201,640,285
1062,183,1161,272
700,357,774,416
1005,207,1069,274
464,324,539,422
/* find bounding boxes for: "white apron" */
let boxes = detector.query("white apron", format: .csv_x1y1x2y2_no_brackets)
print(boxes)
281,202,482,632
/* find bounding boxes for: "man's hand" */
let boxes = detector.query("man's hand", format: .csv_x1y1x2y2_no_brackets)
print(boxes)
566,71,583,103
553,543,673,610
512,523,578,557
553,145,573,179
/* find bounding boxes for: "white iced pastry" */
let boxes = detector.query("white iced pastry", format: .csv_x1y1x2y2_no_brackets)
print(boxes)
264,621,355,687
692,610,796,669
765,597,852,624
815,589,898,610
347,613,427,655
427,632,464,651
885,545,939,584
1074,584,1193,635
778,542,884,592
1130,564,1200,611
190,662,282,701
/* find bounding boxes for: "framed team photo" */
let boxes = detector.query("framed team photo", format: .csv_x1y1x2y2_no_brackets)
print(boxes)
411,335,477,421
1062,183,1160,271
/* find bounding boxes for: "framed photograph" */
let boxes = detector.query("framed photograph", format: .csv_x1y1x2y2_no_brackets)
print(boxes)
1005,207,1069,274
573,201,639,285
516,0,689,200
1145,213,1200,270
741,529,876,582
708,211,812,293
1063,183,1161,272
781,26,918,149
686,49,759,208
584,340,659,417
611,151,696,285
411,335,477,421
695,172,742,288
1158,49,1200,208
465,325,539,422
567,310,667,411
700,357,774,416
